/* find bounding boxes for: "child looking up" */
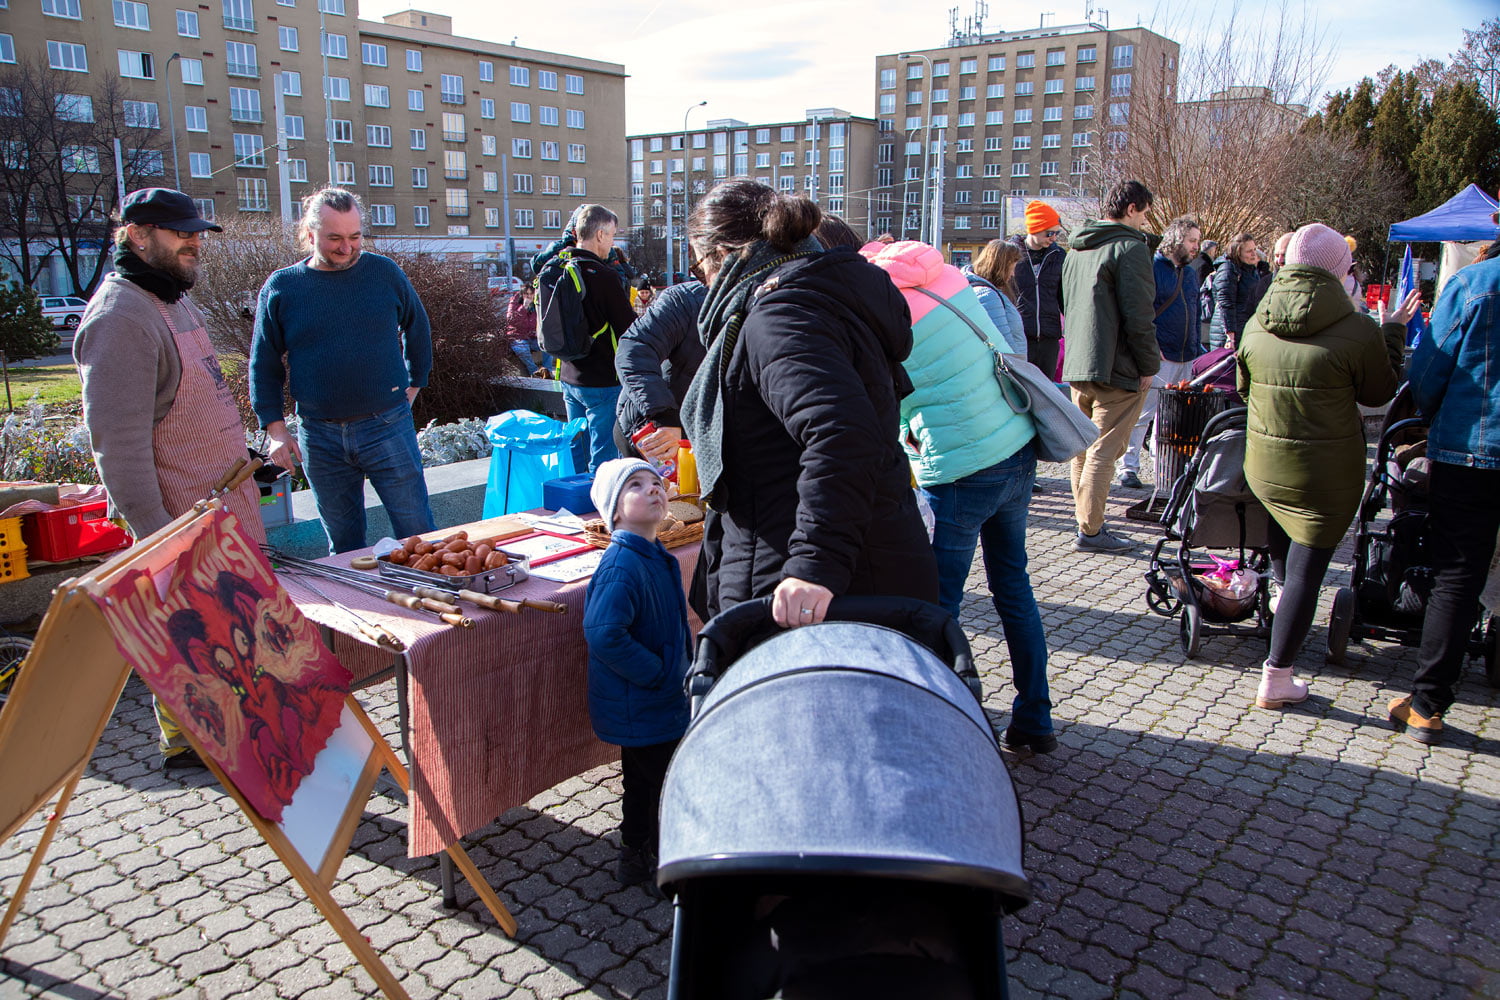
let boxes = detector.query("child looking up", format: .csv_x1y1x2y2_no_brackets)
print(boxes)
583,458,691,889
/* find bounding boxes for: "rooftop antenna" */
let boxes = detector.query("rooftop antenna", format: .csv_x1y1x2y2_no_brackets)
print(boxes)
948,6,960,45
1040,10,1054,27
974,0,988,33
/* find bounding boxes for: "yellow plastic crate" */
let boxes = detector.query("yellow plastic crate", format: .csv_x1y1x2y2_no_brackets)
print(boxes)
0,516,21,551
0,546,29,583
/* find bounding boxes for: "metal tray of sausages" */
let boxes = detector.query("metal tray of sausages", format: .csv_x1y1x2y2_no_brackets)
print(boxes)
377,550,530,594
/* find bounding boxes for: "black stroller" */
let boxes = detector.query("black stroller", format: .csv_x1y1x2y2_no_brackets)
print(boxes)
657,597,1031,1000
1144,407,1274,657
1326,387,1500,685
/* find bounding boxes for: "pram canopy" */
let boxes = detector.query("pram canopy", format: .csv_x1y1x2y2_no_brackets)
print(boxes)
658,602,1030,913
1162,407,1269,550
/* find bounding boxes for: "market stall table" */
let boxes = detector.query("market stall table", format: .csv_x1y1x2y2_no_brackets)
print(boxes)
278,517,701,881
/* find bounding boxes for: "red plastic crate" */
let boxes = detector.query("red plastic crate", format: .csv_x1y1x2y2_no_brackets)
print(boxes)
22,502,133,562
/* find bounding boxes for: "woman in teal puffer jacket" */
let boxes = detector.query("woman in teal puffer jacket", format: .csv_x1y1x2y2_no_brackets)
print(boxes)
862,238,1056,753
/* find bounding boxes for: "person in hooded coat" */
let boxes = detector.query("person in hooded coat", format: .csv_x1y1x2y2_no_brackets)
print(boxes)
1237,223,1417,710
680,180,938,627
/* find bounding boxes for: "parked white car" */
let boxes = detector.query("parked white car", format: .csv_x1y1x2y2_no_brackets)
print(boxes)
39,296,89,329
487,276,524,297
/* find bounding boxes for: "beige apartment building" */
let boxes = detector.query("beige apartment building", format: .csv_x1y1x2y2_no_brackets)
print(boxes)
626,108,877,272
872,20,1178,261
0,0,625,285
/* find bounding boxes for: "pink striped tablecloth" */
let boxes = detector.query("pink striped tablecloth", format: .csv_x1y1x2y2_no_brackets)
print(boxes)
280,529,701,857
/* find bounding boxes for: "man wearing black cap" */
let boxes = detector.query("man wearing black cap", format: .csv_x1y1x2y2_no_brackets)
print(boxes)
74,187,263,770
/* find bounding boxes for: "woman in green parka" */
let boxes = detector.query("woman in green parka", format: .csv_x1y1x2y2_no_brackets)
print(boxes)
1237,223,1419,710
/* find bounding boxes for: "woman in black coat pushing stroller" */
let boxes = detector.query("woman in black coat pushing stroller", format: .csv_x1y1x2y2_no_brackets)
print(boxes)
680,180,938,625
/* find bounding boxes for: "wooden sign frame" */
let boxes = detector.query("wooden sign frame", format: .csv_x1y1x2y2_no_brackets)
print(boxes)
0,504,515,1000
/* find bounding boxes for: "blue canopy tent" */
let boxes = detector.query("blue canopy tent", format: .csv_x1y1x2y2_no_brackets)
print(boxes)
1388,184,1499,242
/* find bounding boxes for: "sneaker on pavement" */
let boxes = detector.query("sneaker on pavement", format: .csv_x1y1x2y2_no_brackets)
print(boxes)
1388,695,1443,746
1074,528,1134,553
1002,727,1058,755
1117,471,1144,489
161,748,205,772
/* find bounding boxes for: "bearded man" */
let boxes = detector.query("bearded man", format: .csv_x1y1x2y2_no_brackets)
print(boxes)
74,187,265,770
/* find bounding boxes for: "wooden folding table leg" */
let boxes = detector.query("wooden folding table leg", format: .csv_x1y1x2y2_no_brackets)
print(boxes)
0,767,84,946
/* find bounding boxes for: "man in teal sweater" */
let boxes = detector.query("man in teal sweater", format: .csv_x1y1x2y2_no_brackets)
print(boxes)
250,187,435,553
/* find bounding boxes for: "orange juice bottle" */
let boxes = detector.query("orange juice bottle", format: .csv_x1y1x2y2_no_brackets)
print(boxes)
676,440,699,496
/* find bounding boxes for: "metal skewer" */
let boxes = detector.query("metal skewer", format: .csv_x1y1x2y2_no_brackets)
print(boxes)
264,547,474,628
281,571,408,652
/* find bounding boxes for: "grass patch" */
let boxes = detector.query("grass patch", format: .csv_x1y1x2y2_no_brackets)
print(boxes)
0,363,81,410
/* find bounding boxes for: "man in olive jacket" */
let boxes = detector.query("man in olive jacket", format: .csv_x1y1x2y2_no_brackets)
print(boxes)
1060,179,1161,553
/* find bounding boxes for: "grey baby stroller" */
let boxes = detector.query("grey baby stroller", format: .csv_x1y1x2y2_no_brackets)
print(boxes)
657,596,1031,1000
1144,407,1274,657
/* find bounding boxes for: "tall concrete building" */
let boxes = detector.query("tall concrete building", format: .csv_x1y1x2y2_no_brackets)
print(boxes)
626,108,876,277
0,0,625,288
872,19,1178,262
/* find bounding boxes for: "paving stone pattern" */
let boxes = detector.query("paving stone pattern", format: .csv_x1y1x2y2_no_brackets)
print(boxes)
2,463,1497,999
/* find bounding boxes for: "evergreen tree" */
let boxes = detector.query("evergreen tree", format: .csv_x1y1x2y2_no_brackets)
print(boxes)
1411,80,1500,211
1370,71,1426,175
0,282,60,361
1326,78,1378,145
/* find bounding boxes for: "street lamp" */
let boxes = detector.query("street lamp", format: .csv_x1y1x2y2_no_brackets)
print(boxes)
163,52,181,189
666,99,706,285
898,52,933,244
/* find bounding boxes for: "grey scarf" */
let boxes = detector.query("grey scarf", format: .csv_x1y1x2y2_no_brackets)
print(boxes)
680,237,822,510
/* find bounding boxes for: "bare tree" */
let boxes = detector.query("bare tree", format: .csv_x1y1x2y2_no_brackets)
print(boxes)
1102,0,1333,241
1276,129,1409,273
0,61,168,294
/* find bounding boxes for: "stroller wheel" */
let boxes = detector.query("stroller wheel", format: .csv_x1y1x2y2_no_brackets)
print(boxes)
1326,587,1355,665
1485,616,1500,689
1179,604,1202,658
1145,575,1180,617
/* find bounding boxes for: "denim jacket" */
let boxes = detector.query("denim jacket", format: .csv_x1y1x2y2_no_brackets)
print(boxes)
1409,256,1500,469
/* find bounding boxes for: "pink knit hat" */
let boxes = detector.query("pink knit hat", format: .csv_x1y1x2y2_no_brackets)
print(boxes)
1285,223,1352,277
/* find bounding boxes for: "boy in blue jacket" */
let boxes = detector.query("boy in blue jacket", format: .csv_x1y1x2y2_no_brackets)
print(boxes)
583,458,691,889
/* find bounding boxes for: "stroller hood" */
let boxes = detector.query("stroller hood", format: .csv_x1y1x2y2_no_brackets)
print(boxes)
657,621,1030,912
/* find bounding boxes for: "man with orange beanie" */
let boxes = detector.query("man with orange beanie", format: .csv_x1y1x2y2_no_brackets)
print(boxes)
1006,199,1067,377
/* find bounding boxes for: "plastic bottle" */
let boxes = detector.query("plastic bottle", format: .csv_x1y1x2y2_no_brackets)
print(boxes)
629,421,676,481
676,439,698,496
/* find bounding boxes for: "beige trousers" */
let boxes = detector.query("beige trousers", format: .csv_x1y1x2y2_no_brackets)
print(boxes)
1069,381,1148,535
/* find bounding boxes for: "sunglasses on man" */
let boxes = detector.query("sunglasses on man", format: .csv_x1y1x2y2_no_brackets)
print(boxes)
147,224,204,240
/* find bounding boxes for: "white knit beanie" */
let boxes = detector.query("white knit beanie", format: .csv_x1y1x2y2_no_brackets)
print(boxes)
589,458,656,527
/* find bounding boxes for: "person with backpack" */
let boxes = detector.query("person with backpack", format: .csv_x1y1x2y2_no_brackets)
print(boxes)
536,204,636,473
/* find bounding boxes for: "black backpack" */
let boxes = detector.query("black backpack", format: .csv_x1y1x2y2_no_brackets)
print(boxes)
536,248,601,361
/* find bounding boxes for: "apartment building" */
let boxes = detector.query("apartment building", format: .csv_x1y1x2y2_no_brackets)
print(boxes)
0,0,625,284
872,20,1178,260
626,108,877,256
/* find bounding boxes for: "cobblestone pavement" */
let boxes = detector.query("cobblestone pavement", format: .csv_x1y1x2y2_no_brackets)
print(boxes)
2,462,1498,999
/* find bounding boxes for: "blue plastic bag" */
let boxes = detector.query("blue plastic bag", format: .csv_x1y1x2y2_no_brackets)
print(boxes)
482,410,586,516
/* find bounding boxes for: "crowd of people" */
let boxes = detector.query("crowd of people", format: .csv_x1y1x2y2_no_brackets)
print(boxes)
71,181,1498,885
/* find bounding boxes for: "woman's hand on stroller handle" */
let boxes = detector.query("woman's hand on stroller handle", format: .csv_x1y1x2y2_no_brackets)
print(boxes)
772,577,833,629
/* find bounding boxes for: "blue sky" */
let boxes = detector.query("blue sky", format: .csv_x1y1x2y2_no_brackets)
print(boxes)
362,0,1492,133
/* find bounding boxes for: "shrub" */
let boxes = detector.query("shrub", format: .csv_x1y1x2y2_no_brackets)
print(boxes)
0,399,97,483
0,283,60,361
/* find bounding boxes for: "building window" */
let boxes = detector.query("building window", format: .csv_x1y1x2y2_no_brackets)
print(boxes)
513,207,532,226
53,93,91,120
483,135,499,156
118,50,154,79
440,112,464,141
1012,163,1029,176
368,204,394,226
510,172,529,194
479,60,493,83
1077,46,1096,63
237,177,269,211
1014,109,1033,123
986,111,1004,125
368,164,393,186
1041,133,1061,148
565,74,583,94
175,8,199,35
410,128,425,149
276,25,299,51
178,58,203,85
1112,45,1133,67
443,150,466,179
367,124,391,147
123,100,159,128
446,188,470,216
317,0,343,12
566,109,585,129
983,164,1003,177
322,33,347,59
933,60,949,76
954,216,970,230
476,97,492,119
955,165,972,178
1017,52,1035,69
905,116,922,130
541,175,560,194
569,176,586,196
1040,161,1058,175
907,89,922,106
957,112,976,127
232,132,265,166
406,49,422,72
988,55,1005,72
1072,132,1093,146
880,67,896,89
225,41,257,77
407,89,423,111
536,209,558,229
414,205,429,227
1076,75,1095,91
43,0,81,17
441,74,464,104
538,70,556,90
188,151,211,177
1015,82,1034,96
114,0,150,29
1109,102,1130,124
510,102,529,123
567,143,585,162
330,119,352,142
278,70,300,95
332,160,352,183
932,88,948,103
364,84,389,108
1075,104,1094,119
411,166,427,187
228,88,260,122
512,138,531,158
539,106,558,126
1045,79,1064,94
184,105,207,131
282,114,303,138
981,190,1000,203
987,84,1005,99
1013,136,1031,150
286,158,306,181
510,65,529,86
1072,159,1088,174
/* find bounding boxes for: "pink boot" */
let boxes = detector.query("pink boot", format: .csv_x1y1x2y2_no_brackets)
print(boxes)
1255,663,1309,709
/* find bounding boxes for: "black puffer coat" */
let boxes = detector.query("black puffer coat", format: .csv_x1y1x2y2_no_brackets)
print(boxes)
614,280,707,438
701,248,939,616
1007,235,1066,343
1210,255,1260,342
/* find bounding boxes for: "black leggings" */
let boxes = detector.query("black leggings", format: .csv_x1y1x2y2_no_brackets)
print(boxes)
1267,518,1336,669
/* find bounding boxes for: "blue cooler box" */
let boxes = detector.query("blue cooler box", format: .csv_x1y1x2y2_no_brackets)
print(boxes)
542,473,596,515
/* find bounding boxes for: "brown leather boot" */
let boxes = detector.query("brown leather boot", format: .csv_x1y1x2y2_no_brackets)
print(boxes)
1388,695,1443,746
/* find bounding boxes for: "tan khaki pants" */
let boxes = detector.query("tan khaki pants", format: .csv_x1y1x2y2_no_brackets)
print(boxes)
1069,381,1148,535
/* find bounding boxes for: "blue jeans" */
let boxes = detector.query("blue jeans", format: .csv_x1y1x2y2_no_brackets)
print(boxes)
299,400,435,554
922,443,1053,737
562,382,621,474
